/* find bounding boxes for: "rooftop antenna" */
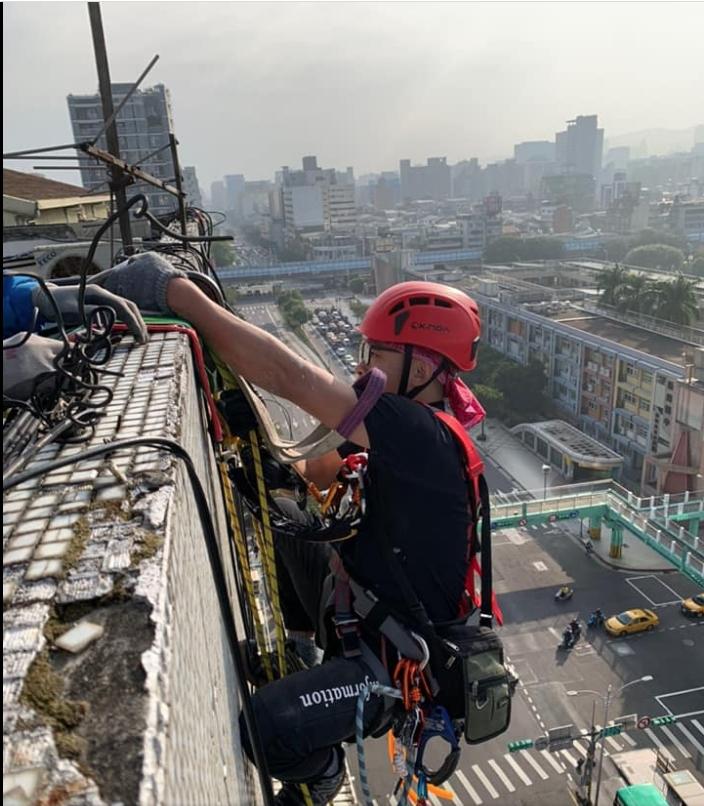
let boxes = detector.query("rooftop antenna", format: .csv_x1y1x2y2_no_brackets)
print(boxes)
87,2,135,253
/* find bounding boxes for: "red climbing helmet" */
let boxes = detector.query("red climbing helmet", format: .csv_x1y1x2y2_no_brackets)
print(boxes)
359,281,481,371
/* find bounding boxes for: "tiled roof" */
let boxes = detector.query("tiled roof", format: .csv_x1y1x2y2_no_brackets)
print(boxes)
3,168,92,201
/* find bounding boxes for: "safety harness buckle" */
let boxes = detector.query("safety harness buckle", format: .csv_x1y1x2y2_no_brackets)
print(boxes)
333,613,362,658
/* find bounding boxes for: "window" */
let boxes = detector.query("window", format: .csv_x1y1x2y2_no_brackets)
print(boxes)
641,371,653,384
639,399,651,413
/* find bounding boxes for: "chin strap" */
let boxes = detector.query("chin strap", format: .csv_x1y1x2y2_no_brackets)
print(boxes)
398,344,448,400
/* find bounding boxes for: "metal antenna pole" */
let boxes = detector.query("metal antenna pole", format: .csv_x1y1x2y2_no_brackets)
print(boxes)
168,133,188,235
593,684,612,806
87,2,133,254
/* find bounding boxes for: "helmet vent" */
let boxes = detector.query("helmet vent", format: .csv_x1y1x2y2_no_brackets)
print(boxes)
409,296,430,306
388,301,405,314
434,299,452,308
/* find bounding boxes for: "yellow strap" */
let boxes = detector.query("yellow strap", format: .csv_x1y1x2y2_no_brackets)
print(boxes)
249,429,288,678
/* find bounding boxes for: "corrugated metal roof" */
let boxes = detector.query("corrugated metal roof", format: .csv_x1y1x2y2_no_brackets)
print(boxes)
3,168,94,201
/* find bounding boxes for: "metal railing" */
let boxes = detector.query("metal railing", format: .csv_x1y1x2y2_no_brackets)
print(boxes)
575,300,704,346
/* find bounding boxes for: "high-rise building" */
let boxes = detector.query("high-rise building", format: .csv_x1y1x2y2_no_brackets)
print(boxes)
555,115,604,179
210,180,226,211
399,157,451,202
224,174,246,213
279,157,356,233
67,83,175,217
514,141,555,163
182,166,202,207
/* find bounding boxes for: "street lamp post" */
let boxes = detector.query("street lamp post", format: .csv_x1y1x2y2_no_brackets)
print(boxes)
542,464,551,500
567,675,653,806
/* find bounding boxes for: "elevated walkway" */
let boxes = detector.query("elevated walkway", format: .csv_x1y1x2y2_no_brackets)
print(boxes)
489,479,704,586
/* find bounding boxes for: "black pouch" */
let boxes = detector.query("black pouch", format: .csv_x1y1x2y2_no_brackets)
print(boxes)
431,624,512,745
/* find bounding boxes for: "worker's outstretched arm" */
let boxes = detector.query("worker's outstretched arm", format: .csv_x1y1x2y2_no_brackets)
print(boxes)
167,278,370,447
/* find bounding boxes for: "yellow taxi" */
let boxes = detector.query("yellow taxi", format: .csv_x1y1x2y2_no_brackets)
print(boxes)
605,608,660,637
680,592,704,618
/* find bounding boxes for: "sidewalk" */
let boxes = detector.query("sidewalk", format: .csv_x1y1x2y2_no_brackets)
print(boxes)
478,419,673,573
477,418,565,492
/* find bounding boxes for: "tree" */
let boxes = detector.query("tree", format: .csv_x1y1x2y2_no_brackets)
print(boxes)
628,228,687,251
596,264,630,307
624,244,685,272
605,238,629,262
652,275,699,325
211,241,235,267
617,273,657,315
484,236,564,263
348,277,364,294
688,256,704,277
472,383,504,418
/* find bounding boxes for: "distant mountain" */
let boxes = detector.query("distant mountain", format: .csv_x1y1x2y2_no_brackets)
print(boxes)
605,126,702,158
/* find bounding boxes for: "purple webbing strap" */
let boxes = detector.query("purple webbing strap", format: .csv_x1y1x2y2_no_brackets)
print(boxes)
335,368,386,439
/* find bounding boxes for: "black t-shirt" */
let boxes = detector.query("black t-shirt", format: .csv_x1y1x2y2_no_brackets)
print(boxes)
338,394,470,624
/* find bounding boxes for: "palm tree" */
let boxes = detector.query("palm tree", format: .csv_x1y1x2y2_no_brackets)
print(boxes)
617,273,657,315
652,275,699,325
596,264,629,307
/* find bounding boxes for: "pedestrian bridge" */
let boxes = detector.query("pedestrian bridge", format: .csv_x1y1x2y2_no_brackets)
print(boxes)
489,479,704,587
216,237,608,281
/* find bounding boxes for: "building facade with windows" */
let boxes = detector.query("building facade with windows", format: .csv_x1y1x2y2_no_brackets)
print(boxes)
474,291,701,493
67,83,176,217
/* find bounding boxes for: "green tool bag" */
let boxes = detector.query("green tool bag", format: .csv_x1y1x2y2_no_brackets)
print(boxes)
433,624,512,745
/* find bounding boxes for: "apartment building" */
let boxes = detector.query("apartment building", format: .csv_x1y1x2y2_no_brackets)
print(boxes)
279,157,356,233
67,83,175,217
475,290,702,492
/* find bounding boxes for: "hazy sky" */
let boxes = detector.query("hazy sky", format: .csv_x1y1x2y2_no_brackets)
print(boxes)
3,1,703,189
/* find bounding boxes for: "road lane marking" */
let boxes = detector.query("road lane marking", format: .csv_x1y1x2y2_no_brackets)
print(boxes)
472,764,499,799
428,793,443,806
644,728,674,759
605,736,623,751
560,749,578,768
572,740,588,757
488,759,515,792
504,754,532,785
522,752,549,780
621,732,637,747
455,770,483,804
677,722,704,755
548,627,562,640
691,719,704,739
661,725,691,758
442,782,462,805
541,749,566,773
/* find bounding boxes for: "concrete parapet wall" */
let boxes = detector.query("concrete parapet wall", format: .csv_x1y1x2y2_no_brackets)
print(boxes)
3,332,258,805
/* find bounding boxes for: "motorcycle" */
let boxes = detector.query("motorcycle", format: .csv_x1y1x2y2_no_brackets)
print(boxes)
588,611,605,628
555,587,574,602
558,629,575,650
584,540,595,556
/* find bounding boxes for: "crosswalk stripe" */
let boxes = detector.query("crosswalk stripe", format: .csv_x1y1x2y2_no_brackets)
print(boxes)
692,719,704,739
443,782,461,804
561,749,578,768
572,741,588,757
644,727,673,758
606,736,623,751
428,792,443,806
472,764,500,799
488,759,515,792
661,725,691,758
504,754,532,785
677,722,704,756
541,749,566,773
455,769,483,804
621,731,637,747
523,751,550,780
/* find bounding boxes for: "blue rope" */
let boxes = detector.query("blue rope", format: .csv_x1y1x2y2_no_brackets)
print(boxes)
355,682,403,806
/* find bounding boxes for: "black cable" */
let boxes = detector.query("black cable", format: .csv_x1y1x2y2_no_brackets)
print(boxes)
2,435,275,805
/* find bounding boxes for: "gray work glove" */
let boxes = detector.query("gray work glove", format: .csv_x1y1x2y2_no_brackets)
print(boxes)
89,252,187,315
3,332,62,401
31,282,149,344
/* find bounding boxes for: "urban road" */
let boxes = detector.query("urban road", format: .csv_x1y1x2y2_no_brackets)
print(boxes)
238,301,704,805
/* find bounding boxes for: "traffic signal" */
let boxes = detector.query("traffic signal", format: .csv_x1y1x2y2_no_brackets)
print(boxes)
651,716,677,726
508,739,533,752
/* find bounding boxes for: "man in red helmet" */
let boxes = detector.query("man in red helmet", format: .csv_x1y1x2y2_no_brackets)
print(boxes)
92,256,486,805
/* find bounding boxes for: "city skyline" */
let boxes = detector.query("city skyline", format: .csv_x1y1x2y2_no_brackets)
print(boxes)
3,2,703,188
